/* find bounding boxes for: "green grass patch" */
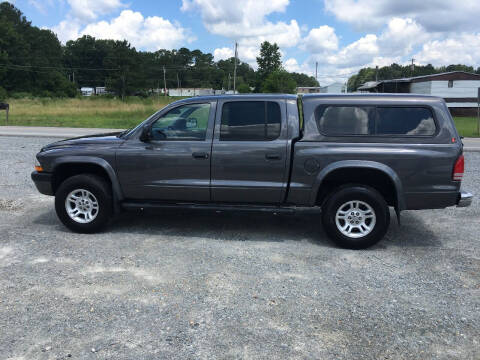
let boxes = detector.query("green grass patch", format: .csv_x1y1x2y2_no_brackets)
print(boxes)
0,96,180,129
454,117,480,138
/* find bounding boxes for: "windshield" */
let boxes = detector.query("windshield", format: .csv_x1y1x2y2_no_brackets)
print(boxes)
118,108,165,139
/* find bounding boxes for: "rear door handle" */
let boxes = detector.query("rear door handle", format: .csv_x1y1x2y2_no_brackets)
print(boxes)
265,153,281,160
192,152,209,159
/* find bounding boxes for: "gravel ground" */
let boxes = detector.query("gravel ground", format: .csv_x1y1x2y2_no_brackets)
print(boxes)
0,136,479,359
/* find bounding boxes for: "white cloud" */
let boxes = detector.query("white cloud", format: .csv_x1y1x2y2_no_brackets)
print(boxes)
324,0,480,32
414,33,480,66
67,0,125,22
213,47,234,61
51,20,81,43
378,18,426,57
326,34,379,67
77,10,193,51
302,25,338,54
28,0,54,14
283,58,300,72
181,0,300,66
181,0,289,25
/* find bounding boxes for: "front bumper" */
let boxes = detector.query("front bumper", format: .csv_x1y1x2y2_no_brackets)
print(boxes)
457,191,473,207
31,171,54,196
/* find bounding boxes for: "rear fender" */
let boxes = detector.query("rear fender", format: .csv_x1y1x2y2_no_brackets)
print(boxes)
309,160,406,211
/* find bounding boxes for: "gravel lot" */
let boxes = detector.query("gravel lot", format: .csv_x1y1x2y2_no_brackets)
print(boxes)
0,136,479,359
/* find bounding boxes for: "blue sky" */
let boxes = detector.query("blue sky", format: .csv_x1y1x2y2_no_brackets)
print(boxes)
8,0,480,84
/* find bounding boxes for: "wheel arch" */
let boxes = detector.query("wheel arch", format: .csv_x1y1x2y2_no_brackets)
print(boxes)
51,156,123,209
310,160,406,211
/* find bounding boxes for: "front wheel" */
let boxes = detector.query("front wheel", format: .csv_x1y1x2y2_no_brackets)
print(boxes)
322,185,390,249
55,174,112,233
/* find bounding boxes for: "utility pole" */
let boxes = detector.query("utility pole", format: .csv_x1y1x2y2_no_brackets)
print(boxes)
233,42,238,94
375,65,379,82
163,65,167,97
228,73,231,91
410,58,415,74
477,87,480,136
177,73,180,89
72,71,75,83
315,62,318,82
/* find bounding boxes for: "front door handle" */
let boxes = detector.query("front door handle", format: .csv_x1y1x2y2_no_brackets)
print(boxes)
192,152,209,159
265,153,281,160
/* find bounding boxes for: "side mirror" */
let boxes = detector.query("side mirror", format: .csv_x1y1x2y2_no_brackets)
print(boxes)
139,126,151,142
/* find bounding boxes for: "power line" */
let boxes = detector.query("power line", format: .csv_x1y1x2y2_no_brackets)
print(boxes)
0,63,120,71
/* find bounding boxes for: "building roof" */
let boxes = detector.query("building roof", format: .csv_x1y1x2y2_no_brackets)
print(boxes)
357,81,382,90
381,71,480,83
357,71,480,91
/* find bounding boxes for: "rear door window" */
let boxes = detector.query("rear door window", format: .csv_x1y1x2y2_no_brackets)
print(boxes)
220,101,281,141
376,107,436,135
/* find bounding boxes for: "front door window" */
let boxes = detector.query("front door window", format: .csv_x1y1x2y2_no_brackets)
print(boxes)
151,103,210,141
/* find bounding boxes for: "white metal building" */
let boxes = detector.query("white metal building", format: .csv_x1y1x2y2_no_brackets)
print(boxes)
297,87,321,94
357,71,480,116
319,82,346,93
169,88,215,97
80,87,94,96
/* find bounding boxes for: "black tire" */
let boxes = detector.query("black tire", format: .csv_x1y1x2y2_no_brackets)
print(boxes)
321,185,390,249
55,174,112,233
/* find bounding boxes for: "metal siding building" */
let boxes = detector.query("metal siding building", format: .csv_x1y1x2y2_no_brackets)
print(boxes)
319,82,346,93
357,71,480,116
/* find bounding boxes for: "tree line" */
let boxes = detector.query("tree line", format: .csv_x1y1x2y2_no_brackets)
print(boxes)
348,63,480,92
0,2,318,100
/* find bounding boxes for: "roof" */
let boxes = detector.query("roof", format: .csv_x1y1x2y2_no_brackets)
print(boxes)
303,93,444,103
357,71,480,91
382,71,480,83
357,81,382,90
168,93,298,105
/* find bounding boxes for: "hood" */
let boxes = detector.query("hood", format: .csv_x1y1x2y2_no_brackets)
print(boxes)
41,132,124,151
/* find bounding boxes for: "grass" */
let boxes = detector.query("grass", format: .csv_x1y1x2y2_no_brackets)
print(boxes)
1,97,479,137
453,117,480,138
0,96,179,129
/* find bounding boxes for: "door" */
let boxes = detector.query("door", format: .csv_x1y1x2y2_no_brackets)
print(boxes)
116,101,215,201
211,99,289,204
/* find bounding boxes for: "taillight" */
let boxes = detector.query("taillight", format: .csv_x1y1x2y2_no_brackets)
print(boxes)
453,155,464,181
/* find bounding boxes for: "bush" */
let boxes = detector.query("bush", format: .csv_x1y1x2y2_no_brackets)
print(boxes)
10,92,33,99
237,83,251,93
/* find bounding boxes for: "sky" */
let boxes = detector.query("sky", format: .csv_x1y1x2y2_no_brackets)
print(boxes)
6,0,480,84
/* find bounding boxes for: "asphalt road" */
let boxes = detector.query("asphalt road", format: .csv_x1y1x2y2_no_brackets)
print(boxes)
0,136,479,359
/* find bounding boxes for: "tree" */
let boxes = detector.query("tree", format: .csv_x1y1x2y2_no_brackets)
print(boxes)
262,70,296,94
0,2,75,96
236,83,250,93
290,72,319,87
256,41,281,82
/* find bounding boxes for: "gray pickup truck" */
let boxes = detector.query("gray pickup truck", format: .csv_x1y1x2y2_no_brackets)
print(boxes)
31,94,472,249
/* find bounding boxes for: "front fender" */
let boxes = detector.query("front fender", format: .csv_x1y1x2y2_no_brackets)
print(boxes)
309,160,406,211
51,156,124,202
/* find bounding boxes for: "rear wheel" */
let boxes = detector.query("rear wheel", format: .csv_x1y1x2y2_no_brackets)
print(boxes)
322,185,390,249
55,174,112,233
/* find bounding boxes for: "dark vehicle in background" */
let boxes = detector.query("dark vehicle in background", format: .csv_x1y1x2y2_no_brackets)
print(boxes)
31,94,472,249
